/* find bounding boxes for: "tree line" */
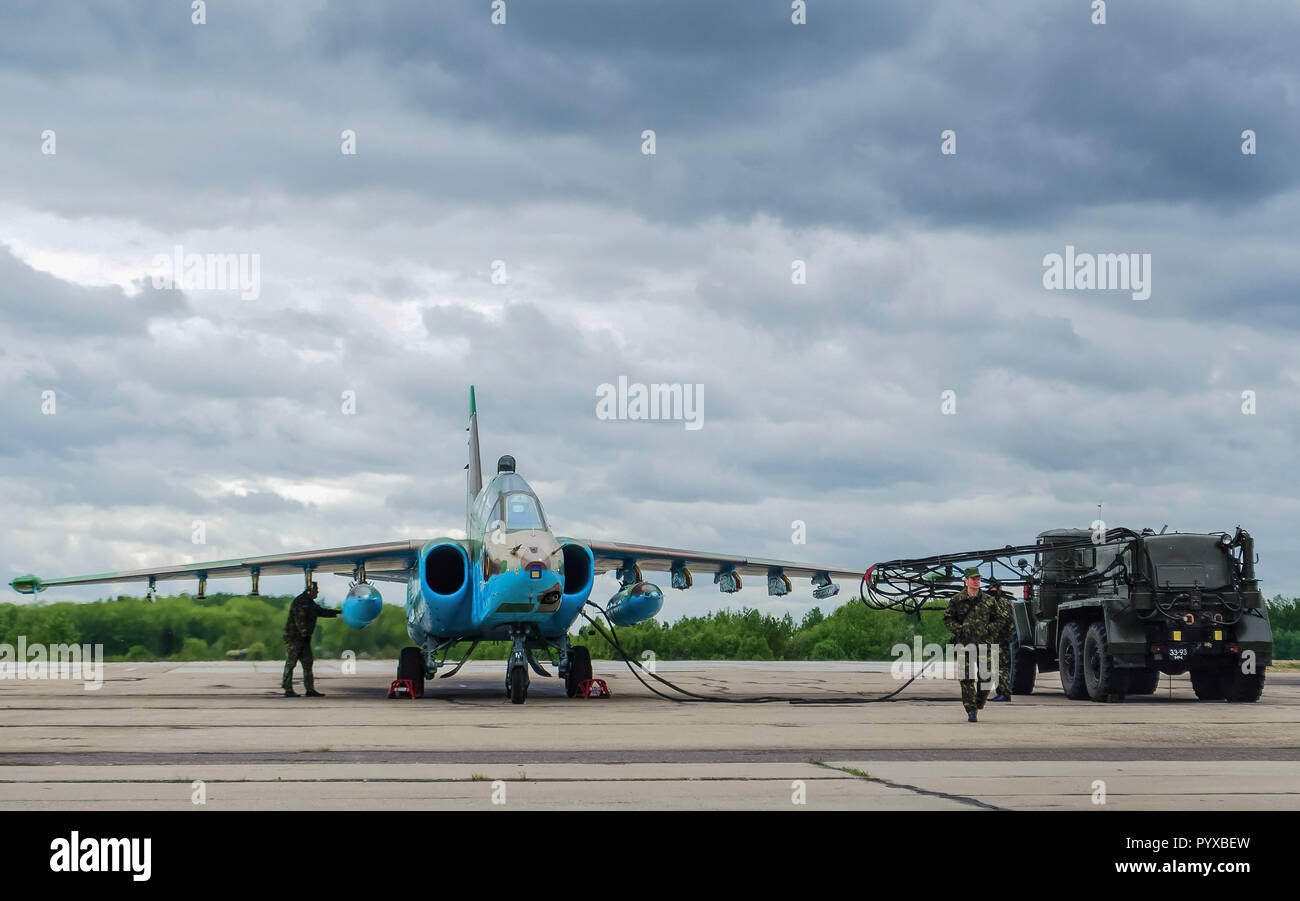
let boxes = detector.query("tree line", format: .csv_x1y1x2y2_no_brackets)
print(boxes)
1,593,1297,662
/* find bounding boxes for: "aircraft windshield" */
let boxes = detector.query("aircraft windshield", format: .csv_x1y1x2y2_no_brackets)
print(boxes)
503,492,546,530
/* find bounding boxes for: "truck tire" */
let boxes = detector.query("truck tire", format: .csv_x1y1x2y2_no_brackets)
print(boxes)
1223,664,1265,703
1190,667,1224,700
1010,646,1036,695
1125,669,1161,695
1058,621,1088,700
1083,621,1124,702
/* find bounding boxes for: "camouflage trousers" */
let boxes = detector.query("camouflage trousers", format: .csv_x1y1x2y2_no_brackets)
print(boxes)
282,640,315,692
997,640,1011,696
959,679,989,714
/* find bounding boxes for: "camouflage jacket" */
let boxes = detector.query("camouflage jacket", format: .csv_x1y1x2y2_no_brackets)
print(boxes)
944,590,1012,645
283,591,340,644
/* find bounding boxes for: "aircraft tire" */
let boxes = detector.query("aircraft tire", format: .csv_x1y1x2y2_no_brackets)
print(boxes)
398,646,425,697
566,646,593,697
509,665,528,704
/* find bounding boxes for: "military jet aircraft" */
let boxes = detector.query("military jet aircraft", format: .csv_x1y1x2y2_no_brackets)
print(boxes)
10,388,862,703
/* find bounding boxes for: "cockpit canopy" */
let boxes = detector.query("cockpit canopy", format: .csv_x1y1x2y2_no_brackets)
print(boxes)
473,472,549,533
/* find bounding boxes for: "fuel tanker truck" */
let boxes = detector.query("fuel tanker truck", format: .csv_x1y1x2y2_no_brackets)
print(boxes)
864,526,1272,702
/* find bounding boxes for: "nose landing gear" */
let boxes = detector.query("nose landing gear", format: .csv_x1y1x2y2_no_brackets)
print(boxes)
507,663,528,704
505,626,533,704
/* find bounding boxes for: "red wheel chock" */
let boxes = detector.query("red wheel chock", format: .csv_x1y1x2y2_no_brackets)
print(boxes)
578,678,611,698
388,679,420,699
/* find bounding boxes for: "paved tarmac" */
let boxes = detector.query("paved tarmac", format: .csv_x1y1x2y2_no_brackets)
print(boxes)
1,660,1296,810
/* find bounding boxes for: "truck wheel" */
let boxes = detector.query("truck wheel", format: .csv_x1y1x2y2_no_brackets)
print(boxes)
1058,621,1088,700
1190,667,1224,701
1125,669,1161,695
397,646,425,697
565,645,593,697
1010,647,1036,695
1083,621,1123,702
1223,664,1265,703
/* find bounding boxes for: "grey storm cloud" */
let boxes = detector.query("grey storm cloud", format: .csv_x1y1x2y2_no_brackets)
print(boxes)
2,1,1296,231
0,246,186,335
1,0,1298,613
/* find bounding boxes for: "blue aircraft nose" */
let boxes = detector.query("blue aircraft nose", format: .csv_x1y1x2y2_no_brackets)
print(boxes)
482,566,564,622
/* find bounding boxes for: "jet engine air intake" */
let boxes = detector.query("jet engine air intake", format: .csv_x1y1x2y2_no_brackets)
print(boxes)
560,542,594,599
424,543,469,596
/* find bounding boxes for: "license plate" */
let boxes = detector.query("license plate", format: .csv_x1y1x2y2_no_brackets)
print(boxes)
1167,646,1188,660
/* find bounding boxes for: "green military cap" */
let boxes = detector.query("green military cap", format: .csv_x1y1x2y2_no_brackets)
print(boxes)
962,566,981,578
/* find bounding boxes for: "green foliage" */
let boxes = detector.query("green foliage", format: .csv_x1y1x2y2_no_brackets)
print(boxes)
1268,596,1300,631
811,639,845,660
314,604,411,660
2,594,1294,662
574,600,949,660
174,637,210,661
1274,630,1300,660
1266,597,1299,660
0,594,292,661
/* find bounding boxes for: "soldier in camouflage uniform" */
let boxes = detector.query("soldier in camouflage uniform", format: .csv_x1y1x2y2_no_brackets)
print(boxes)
282,582,340,698
988,578,1015,702
942,567,1003,722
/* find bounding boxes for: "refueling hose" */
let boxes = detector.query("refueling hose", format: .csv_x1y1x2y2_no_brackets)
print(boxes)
579,601,935,705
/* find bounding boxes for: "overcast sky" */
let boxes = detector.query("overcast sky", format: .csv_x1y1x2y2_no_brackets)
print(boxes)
2,1,1298,623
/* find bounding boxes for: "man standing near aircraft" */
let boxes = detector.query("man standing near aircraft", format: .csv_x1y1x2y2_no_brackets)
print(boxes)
943,567,1003,722
282,582,340,698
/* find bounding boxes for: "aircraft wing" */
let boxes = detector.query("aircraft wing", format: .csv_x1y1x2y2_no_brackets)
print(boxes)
9,540,426,595
571,538,863,597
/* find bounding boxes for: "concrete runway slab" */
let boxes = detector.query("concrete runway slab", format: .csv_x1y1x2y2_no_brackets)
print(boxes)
0,660,1296,810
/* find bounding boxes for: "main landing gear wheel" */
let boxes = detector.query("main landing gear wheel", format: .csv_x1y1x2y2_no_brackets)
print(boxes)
508,665,528,704
566,646,593,698
398,646,425,697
